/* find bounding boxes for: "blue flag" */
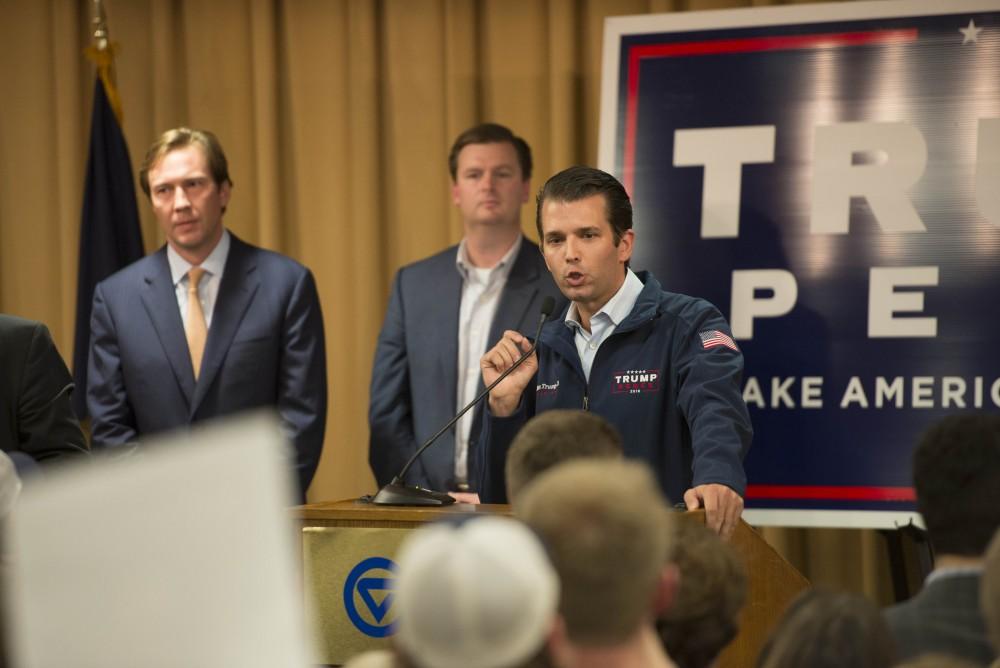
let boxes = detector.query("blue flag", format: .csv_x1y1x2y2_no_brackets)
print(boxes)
73,74,144,419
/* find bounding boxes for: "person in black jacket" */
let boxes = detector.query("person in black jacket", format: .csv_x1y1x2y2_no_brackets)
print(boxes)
0,313,88,490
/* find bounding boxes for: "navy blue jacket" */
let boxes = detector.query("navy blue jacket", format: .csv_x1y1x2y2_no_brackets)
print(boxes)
476,271,752,504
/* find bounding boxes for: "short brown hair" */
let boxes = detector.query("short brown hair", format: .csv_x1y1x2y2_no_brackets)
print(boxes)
448,123,532,181
894,654,981,668
517,459,672,646
505,410,623,504
756,589,895,668
535,166,632,246
656,520,747,668
139,127,232,198
913,414,1000,556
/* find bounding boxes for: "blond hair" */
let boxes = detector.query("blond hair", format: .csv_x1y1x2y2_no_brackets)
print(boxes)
517,459,672,645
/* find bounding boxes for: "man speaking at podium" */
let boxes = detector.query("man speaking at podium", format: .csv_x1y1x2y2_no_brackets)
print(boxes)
477,166,751,538
87,128,327,500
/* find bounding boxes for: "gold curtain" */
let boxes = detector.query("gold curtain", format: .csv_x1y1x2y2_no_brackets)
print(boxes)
0,0,893,604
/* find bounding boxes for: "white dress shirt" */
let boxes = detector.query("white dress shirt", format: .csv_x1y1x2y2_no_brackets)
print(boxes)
454,235,522,485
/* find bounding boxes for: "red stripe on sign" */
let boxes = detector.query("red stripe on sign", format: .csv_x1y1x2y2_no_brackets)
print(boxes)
746,485,916,502
623,28,918,195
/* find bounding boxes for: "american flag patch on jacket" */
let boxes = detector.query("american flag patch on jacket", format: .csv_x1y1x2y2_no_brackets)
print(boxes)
699,330,739,352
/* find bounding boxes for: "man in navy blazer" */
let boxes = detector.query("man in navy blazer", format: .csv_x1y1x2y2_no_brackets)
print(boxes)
368,124,563,498
87,128,327,499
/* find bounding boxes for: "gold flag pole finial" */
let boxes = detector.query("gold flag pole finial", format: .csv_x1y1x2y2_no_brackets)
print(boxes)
86,0,124,124
91,0,109,52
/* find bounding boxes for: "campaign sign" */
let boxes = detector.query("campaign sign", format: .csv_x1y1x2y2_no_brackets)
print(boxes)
598,0,1000,527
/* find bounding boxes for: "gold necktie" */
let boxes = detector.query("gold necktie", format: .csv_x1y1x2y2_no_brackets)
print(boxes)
186,267,208,380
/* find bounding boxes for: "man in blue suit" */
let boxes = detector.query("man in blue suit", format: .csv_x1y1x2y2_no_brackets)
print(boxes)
87,128,327,500
368,123,564,499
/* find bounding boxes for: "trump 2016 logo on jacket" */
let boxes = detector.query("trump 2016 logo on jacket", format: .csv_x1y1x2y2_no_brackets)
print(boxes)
612,369,661,394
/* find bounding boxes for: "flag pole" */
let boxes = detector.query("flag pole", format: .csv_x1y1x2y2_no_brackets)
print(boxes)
85,0,124,124
73,0,145,421
91,0,109,50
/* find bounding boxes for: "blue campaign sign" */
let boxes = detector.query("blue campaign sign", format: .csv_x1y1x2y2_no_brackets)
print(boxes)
598,0,1000,527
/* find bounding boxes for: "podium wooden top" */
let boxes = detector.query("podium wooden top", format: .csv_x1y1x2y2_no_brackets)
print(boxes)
293,498,511,524
293,500,731,537
294,499,728,530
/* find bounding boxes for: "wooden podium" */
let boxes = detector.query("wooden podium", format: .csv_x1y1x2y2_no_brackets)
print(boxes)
294,499,808,667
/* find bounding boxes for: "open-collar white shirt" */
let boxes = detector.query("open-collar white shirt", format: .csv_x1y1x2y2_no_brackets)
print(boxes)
453,234,522,485
564,268,643,382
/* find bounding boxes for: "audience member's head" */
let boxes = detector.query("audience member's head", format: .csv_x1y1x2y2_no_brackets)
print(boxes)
342,649,398,668
505,410,623,504
517,459,675,647
391,516,559,668
913,414,1000,557
893,654,982,668
656,519,747,668
756,589,895,668
982,527,1000,654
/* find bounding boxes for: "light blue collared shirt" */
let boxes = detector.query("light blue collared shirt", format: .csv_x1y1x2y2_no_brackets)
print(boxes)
166,229,231,330
564,269,644,381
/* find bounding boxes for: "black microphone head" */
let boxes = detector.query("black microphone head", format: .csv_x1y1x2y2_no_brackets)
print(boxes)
541,296,556,318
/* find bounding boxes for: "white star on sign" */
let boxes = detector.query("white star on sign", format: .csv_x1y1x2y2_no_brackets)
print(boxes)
960,19,982,44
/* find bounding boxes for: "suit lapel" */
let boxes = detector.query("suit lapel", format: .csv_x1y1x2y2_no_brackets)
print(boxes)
488,240,542,344
140,249,196,407
191,236,260,414
430,253,462,416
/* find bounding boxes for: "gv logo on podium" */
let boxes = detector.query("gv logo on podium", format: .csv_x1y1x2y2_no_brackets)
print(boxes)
343,556,397,637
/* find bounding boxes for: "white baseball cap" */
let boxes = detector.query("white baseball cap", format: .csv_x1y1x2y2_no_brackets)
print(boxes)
393,516,559,668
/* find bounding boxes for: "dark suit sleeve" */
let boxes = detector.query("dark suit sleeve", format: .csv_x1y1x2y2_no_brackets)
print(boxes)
16,322,88,465
674,304,751,496
278,268,327,494
87,282,139,446
475,386,535,504
368,270,420,487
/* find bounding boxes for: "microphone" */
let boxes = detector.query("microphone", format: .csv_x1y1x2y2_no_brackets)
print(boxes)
370,296,557,506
